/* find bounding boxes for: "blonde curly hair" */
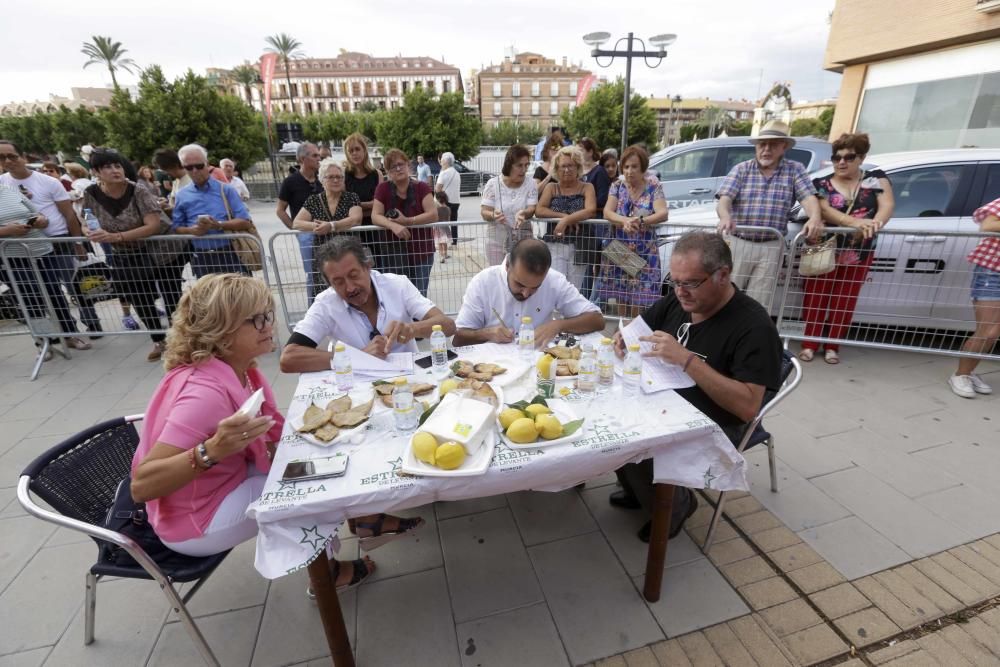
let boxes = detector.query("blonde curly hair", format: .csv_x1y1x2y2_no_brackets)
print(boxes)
163,274,273,371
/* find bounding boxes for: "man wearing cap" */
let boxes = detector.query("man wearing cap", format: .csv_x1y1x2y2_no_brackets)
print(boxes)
715,120,823,306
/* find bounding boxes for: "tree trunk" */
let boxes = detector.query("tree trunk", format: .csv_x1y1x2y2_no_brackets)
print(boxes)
284,59,295,114
109,65,119,90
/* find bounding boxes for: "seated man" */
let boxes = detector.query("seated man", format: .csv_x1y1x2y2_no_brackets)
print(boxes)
612,231,783,542
453,238,605,348
279,235,456,373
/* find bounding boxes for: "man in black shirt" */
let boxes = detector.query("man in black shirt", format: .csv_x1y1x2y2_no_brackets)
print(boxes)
611,231,783,542
276,142,323,299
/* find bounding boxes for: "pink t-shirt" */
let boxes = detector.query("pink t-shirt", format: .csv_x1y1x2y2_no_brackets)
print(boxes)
131,357,284,542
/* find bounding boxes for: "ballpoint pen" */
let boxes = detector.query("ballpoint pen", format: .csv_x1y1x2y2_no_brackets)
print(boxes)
491,307,512,338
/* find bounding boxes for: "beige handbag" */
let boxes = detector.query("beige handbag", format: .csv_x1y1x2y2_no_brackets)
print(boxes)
602,239,648,278
798,236,837,277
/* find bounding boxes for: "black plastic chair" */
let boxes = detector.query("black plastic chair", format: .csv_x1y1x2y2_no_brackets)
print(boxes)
17,415,229,667
702,350,802,551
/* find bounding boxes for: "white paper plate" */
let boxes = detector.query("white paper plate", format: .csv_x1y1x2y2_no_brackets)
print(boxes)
399,425,498,477
289,388,375,447
368,377,440,413
497,399,586,450
452,358,529,388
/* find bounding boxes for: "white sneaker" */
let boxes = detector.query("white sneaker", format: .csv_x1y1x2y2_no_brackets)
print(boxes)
948,375,976,399
968,374,993,395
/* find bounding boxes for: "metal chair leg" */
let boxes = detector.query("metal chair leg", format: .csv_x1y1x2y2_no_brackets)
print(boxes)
701,490,729,552
767,437,778,493
162,582,220,667
84,571,97,645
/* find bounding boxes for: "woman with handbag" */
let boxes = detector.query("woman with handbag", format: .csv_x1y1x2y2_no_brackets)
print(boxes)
343,133,384,267
799,133,893,364
592,145,668,317
480,144,537,266
535,146,597,289
293,159,362,300
82,149,186,361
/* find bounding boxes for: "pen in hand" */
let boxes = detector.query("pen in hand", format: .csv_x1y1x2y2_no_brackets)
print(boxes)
491,308,512,339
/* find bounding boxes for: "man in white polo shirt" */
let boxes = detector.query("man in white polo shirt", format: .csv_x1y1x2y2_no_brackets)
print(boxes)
279,235,456,373
453,238,605,347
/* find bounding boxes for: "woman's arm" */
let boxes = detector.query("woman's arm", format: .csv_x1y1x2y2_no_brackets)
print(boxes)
534,183,560,219
371,197,410,240
873,178,895,229
402,192,439,226
644,194,669,225
560,183,597,226
981,214,1000,234
340,205,363,230
292,207,315,232
603,194,628,226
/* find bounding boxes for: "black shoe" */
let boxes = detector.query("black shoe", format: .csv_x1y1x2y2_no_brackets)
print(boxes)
609,489,642,510
637,490,699,543
87,323,104,340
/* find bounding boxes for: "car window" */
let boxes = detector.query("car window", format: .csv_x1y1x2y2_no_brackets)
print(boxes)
978,163,1000,209
891,166,966,218
723,147,755,172
786,148,813,170
454,162,469,173
654,148,718,181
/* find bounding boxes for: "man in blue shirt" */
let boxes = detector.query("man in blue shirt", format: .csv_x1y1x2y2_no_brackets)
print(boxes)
172,143,255,277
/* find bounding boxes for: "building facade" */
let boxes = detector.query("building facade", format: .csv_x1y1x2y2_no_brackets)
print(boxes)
825,0,1000,150
474,52,591,129
647,97,755,146
0,87,114,117
214,52,463,116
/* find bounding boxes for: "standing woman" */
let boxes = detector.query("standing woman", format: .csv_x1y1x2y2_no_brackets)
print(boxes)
577,137,611,298
533,142,559,196
600,150,619,183
799,133,893,365
435,152,461,245
135,165,159,198
480,144,538,266
592,145,669,317
343,133,383,266
371,148,438,296
82,149,185,362
293,159,362,299
535,146,597,288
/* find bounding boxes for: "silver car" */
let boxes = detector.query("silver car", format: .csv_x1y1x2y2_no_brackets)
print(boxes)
649,136,833,210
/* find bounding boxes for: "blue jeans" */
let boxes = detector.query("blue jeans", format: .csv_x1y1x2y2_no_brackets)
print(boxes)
47,241,98,332
4,254,78,336
191,248,250,278
406,255,435,297
298,232,315,301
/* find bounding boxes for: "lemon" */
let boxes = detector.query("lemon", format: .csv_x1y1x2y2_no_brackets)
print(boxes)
524,403,552,417
439,378,460,397
412,431,438,465
536,354,555,378
435,442,466,470
534,414,564,440
499,407,525,430
506,417,539,444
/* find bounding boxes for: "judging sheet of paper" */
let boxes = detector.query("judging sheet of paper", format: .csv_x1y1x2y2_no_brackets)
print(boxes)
619,318,696,392
336,343,413,379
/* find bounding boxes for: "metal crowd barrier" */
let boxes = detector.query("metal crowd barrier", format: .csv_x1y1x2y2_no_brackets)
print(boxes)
778,228,1000,361
0,233,268,379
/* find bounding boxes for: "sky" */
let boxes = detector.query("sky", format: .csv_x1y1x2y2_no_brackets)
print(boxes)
3,0,841,106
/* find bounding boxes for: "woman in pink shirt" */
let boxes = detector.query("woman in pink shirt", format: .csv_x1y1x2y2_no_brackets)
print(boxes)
129,274,381,591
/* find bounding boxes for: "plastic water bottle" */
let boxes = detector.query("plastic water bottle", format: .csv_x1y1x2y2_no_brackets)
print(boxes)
597,337,615,392
430,324,448,377
576,343,597,396
333,342,353,391
518,316,534,360
623,344,642,397
392,377,418,433
83,208,100,233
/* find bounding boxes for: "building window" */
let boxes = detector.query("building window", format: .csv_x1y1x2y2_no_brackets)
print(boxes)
377,81,386,96
443,80,450,93
550,101,558,115
390,81,398,95
339,82,348,96
427,80,435,92
391,100,398,109
531,81,540,96
550,81,559,96
493,102,502,116
279,84,287,98
351,82,361,96
512,101,520,116
364,82,373,96
402,81,409,93
568,101,576,111
569,81,578,96
341,101,350,112
301,83,310,96
327,83,336,97
512,81,520,97
354,101,360,110
492,82,501,97
305,101,313,113
379,100,386,109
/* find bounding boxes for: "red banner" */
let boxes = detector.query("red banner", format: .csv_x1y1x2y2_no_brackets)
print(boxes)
576,74,597,106
260,53,278,119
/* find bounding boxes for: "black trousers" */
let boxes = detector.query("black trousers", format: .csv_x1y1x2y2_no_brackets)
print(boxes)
110,251,183,343
448,203,460,244
615,459,693,525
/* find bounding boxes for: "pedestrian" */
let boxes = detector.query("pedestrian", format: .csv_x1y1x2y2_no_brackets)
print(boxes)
416,154,431,186
135,165,160,198
576,137,611,298
435,152,461,245
41,163,72,191
533,141,560,196
276,142,323,301
480,144,537,266
535,146,597,289
434,191,451,263
600,149,619,183
343,133,384,267
153,148,190,212
220,159,251,202
715,120,823,306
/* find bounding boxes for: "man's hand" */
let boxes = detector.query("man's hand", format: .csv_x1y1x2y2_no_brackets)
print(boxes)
534,320,562,348
803,217,825,241
362,335,389,359
1,224,30,238
390,223,411,240
482,324,514,344
639,331,689,366
612,330,626,359
717,213,735,235
383,320,415,353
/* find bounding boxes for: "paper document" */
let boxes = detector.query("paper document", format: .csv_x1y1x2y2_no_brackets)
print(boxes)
335,342,413,378
619,318,696,392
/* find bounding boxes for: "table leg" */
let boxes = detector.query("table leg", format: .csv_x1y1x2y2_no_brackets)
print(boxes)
307,550,356,667
643,482,675,602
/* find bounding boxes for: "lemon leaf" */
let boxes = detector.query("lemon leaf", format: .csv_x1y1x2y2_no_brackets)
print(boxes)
507,400,530,411
529,395,549,406
562,419,585,436
417,402,439,426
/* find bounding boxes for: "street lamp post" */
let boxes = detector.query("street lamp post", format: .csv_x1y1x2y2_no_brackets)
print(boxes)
583,32,677,155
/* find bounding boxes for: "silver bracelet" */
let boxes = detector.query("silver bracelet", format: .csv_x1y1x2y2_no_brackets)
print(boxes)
197,442,217,468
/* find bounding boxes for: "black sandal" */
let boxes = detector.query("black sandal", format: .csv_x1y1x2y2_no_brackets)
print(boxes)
306,557,375,600
351,514,425,551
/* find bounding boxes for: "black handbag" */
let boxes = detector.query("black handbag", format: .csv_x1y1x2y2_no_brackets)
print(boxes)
101,477,172,567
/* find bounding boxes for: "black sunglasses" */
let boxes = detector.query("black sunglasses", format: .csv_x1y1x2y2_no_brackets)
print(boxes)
832,153,858,163
183,163,206,171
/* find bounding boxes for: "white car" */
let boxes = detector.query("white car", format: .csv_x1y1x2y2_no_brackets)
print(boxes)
656,148,1000,333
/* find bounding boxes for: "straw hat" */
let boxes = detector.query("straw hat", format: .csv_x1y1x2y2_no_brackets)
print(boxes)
750,120,795,148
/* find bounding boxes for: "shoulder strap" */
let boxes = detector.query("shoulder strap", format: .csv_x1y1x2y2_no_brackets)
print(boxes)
219,182,233,220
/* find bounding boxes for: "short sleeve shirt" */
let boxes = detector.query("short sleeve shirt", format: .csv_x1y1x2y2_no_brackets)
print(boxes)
374,179,435,256
481,176,538,229
0,171,72,236
640,289,782,439
438,166,461,202
609,175,665,217
293,270,436,353
968,197,1000,272
812,169,888,251
172,179,251,250
279,170,322,220
302,190,360,222
716,158,817,239
82,182,161,251
455,263,601,332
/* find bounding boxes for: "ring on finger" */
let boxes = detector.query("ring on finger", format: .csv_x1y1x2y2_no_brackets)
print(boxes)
241,431,249,440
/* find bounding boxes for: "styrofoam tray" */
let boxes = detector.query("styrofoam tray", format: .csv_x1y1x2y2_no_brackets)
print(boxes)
453,358,529,388
497,399,586,450
400,425,498,477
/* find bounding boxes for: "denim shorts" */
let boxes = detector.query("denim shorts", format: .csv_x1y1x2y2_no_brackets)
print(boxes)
971,264,1000,301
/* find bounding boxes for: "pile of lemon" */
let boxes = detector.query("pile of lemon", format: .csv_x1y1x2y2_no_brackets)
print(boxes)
411,432,467,470
499,403,564,443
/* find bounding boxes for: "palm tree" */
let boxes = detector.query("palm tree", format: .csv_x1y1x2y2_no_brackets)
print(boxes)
698,106,731,139
81,36,138,90
265,33,304,112
231,63,260,107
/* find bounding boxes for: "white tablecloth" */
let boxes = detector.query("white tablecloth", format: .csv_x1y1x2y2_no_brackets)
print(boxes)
250,348,748,579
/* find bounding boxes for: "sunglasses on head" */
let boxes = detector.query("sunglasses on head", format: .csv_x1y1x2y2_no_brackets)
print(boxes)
832,153,858,163
183,163,206,171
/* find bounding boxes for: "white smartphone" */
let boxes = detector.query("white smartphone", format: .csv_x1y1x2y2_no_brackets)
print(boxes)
281,454,349,483
237,388,264,417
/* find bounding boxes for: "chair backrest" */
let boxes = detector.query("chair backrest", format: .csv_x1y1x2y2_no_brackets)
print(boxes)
735,350,802,452
21,417,141,527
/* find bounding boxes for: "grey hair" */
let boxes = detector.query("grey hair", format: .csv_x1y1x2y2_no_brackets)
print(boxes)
440,151,454,167
672,231,733,274
296,142,318,162
315,235,372,271
219,158,235,168
178,143,208,162
318,158,343,181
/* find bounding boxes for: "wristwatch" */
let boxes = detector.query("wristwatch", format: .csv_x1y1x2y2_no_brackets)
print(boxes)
639,215,645,226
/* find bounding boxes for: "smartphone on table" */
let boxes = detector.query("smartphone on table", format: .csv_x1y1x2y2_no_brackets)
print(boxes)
415,349,458,369
282,453,349,483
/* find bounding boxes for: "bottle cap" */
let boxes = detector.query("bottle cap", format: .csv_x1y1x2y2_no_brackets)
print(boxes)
521,316,532,324
334,343,345,352
394,377,407,385
601,337,612,345
432,324,442,331
628,344,640,351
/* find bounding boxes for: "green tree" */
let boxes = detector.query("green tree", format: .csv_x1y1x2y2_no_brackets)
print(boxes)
679,123,709,143
375,88,481,160
817,107,834,139
482,120,545,146
231,63,260,107
49,106,107,153
81,35,138,90
729,120,753,137
264,33,304,112
103,65,266,167
790,118,823,137
560,78,657,152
